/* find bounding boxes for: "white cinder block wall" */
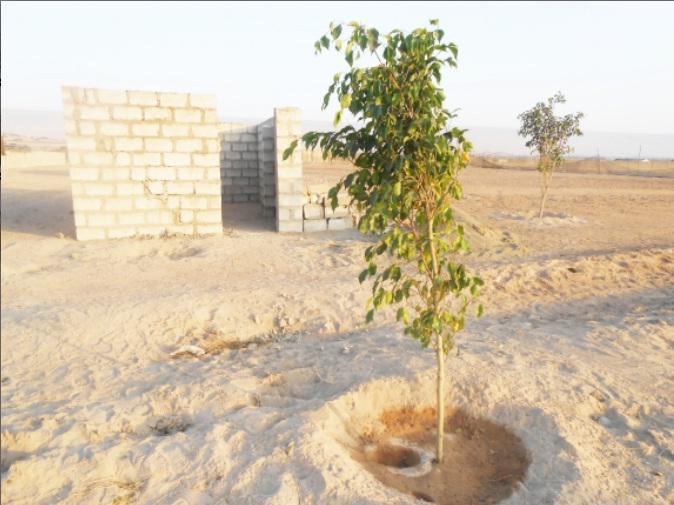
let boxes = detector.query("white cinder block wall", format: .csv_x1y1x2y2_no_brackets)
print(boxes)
302,183,356,232
274,108,305,232
63,86,222,240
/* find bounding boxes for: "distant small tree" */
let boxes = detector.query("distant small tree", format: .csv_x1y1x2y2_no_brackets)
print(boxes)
518,93,583,218
284,20,483,464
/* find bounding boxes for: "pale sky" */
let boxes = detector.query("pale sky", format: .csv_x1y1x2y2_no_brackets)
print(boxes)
2,1,674,153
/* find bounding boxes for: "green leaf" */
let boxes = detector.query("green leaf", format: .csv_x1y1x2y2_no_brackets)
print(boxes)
358,269,368,283
345,48,354,66
367,28,379,51
366,309,375,323
282,140,298,160
331,24,342,40
358,33,367,50
340,94,352,109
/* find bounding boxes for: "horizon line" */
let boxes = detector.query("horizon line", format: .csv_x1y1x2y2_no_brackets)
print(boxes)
2,107,673,138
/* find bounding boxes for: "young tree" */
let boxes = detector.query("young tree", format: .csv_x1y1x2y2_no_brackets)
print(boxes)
284,20,483,463
518,93,584,218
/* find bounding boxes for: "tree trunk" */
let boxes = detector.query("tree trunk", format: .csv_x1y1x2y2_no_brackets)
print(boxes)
436,334,445,463
538,179,550,219
426,211,444,464
538,163,552,219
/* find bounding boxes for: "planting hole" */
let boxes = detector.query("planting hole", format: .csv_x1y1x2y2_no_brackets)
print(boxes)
412,490,435,503
370,443,420,468
351,406,530,505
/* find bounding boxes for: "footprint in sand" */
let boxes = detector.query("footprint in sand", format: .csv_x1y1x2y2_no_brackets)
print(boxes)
259,368,326,402
593,407,674,465
0,429,50,474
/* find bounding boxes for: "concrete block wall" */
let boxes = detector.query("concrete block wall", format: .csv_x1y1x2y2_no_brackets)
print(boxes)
218,107,355,233
219,123,259,203
302,183,356,232
257,118,276,218
273,108,305,232
63,86,222,240
63,85,354,238
218,119,275,217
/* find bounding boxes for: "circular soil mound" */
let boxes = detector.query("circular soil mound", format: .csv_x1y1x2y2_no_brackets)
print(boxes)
352,406,530,505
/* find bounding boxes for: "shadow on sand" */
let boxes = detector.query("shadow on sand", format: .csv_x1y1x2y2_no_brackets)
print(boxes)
1,187,76,239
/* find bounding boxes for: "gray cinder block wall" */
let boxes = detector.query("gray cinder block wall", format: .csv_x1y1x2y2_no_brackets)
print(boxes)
219,123,259,204
258,118,276,218
218,109,305,231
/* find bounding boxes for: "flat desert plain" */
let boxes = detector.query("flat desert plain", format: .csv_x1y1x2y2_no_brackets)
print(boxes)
1,158,673,504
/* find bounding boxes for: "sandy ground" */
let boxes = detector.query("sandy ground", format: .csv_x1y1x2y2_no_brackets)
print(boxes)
1,160,673,504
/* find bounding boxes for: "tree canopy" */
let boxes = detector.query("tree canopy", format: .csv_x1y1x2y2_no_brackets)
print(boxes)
284,20,483,463
518,92,584,217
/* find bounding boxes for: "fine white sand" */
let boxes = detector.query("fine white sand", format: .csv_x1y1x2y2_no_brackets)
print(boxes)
1,160,673,504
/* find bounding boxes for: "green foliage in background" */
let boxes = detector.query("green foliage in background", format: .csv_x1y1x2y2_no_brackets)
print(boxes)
518,93,584,218
284,20,482,463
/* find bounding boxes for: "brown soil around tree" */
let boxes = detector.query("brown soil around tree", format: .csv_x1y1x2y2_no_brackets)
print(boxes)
352,406,530,505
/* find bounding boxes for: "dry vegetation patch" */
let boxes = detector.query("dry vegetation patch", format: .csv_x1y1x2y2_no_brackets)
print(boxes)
169,326,272,359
